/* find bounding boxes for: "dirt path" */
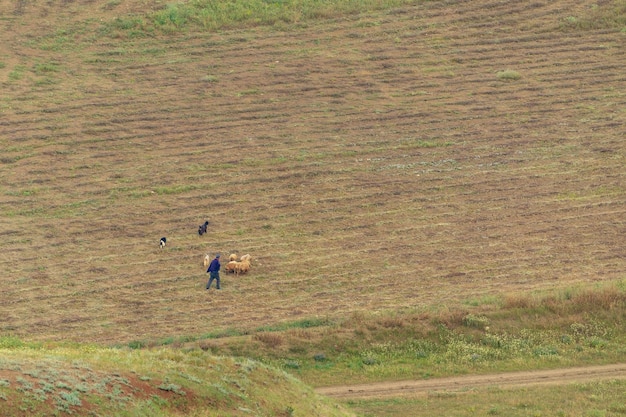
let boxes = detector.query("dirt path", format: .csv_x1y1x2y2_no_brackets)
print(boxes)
315,364,626,399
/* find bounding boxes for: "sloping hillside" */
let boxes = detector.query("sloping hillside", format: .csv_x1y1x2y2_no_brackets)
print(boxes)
0,338,355,416
0,0,624,348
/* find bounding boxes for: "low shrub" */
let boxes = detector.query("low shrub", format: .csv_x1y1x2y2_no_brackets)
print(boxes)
496,70,521,81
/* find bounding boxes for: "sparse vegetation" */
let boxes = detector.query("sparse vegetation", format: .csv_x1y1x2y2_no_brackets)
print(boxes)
8,65,25,81
561,0,626,30
34,62,60,74
347,379,626,417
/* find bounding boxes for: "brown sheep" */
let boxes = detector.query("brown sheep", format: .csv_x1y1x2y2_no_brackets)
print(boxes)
229,253,238,262
224,255,253,276
225,260,238,273
203,254,210,268
235,259,251,275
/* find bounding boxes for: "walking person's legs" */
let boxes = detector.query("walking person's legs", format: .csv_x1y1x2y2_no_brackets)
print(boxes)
207,272,220,290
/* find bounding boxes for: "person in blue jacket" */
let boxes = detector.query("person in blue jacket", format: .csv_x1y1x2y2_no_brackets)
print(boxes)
206,254,221,290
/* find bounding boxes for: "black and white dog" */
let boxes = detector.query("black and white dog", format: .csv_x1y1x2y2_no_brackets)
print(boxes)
198,221,209,236
160,237,167,248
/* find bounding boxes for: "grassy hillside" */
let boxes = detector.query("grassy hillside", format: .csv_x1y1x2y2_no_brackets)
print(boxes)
0,337,354,417
0,0,625,415
199,284,626,387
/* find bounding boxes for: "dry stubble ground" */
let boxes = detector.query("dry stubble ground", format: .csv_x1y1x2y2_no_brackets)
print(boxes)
0,1,624,345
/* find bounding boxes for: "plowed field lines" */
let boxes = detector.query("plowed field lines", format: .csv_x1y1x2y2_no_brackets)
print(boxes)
0,0,624,343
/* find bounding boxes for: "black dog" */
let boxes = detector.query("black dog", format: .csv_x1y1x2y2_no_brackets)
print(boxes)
198,221,209,236
160,237,167,248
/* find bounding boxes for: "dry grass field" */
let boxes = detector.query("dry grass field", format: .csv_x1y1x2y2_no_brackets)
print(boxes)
1,0,624,352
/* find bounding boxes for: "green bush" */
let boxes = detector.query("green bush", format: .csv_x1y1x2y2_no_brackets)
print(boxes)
128,340,146,349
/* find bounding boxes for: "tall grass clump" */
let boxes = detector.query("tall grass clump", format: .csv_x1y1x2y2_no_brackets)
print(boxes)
570,287,625,311
153,3,194,30
496,69,521,81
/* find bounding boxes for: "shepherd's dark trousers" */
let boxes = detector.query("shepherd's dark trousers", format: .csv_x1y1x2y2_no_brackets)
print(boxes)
206,272,220,290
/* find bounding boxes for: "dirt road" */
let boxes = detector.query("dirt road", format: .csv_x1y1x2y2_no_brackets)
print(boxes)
316,364,626,399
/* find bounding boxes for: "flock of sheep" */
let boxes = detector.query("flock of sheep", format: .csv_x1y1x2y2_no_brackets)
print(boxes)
161,220,254,277
194,219,255,276
204,253,253,276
